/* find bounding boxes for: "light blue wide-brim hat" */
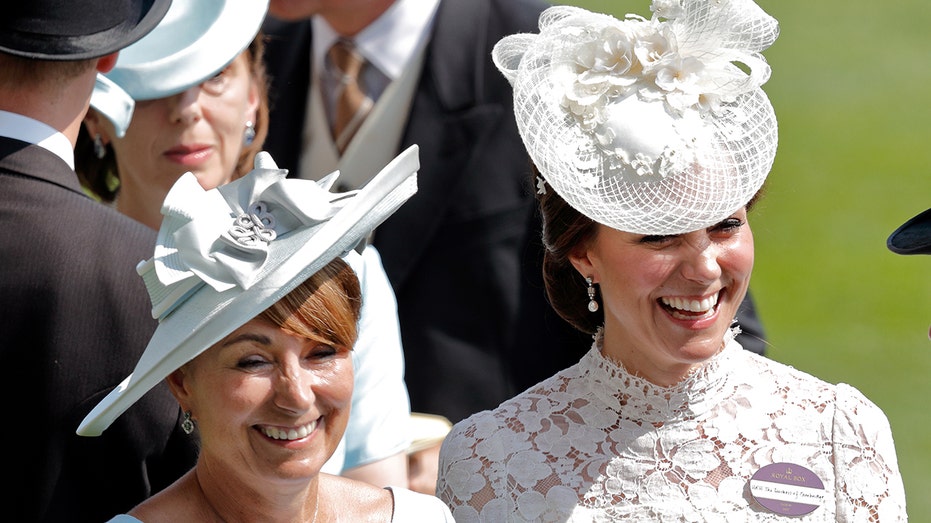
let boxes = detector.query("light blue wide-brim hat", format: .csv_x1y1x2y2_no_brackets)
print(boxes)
77,145,420,437
91,0,269,136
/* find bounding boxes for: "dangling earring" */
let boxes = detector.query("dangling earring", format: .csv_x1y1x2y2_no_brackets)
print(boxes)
93,134,107,159
181,411,195,435
586,277,599,312
243,121,256,146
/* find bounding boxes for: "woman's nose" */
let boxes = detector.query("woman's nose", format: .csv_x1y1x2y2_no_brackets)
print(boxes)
272,367,314,414
680,237,722,284
169,87,203,125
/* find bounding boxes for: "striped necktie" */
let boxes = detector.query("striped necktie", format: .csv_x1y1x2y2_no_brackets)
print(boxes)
327,39,374,154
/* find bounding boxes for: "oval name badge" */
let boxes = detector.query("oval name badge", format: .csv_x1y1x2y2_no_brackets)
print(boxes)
749,462,825,516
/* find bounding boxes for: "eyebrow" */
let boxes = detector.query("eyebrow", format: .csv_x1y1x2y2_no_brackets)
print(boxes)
221,332,271,348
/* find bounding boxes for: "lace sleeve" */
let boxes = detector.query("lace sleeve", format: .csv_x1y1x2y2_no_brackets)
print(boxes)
437,413,516,522
831,383,907,521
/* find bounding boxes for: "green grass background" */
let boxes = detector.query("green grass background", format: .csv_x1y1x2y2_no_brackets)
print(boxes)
560,0,931,518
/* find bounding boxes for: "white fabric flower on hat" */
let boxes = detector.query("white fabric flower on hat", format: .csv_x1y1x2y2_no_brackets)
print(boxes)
561,1,767,145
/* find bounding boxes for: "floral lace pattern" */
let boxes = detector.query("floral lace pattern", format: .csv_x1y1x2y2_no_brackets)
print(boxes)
437,336,906,522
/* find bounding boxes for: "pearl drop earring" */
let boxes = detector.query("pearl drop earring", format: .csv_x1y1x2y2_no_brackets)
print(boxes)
586,277,599,312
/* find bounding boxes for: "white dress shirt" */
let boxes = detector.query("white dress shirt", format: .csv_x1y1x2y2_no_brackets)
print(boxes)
0,110,75,169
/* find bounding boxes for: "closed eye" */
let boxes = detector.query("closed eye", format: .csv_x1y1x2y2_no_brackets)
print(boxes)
640,234,676,245
711,217,744,234
308,344,339,361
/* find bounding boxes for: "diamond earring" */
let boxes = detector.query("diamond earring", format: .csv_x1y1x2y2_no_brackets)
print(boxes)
586,277,599,313
243,121,256,146
181,411,195,435
93,134,107,159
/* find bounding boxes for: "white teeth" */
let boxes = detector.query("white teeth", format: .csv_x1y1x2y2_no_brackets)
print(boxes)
661,293,718,313
260,420,318,441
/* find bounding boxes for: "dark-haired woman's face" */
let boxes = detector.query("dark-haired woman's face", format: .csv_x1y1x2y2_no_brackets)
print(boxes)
571,208,753,385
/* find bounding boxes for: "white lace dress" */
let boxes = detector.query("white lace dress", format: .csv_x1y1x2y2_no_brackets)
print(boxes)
437,332,906,522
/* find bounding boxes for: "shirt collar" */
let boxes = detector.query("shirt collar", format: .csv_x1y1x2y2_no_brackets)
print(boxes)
0,110,75,169
312,0,441,81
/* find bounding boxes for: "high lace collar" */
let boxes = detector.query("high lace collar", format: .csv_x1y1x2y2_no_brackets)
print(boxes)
582,328,742,424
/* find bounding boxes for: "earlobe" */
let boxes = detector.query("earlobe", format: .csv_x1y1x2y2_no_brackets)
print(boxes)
247,79,260,119
165,368,191,408
568,245,596,282
82,111,101,139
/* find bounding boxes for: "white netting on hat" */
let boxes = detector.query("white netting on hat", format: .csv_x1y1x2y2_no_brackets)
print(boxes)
493,0,779,235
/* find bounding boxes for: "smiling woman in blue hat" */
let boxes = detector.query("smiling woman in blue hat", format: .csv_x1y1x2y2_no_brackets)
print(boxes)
75,0,413,490
78,148,453,521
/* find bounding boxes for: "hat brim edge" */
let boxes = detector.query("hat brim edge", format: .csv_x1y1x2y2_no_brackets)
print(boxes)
77,146,420,436
0,0,172,61
887,208,931,255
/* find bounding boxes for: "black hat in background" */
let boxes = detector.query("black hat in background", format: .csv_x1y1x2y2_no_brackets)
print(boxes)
887,208,931,255
0,0,171,60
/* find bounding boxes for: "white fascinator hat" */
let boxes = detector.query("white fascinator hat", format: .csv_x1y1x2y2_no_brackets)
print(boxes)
77,145,420,436
91,0,269,136
493,0,780,235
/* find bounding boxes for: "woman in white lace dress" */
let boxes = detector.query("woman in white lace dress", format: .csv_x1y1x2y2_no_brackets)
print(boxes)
436,1,907,521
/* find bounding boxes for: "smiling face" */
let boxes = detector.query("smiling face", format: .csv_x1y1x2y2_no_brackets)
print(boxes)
166,261,361,486
96,52,259,229
171,316,353,483
570,209,754,385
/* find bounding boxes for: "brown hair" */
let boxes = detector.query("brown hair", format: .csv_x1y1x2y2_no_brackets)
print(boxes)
0,52,95,89
75,34,270,202
235,34,269,180
259,257,363,350
534,166,601,335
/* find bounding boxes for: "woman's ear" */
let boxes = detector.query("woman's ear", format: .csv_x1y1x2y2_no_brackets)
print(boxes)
568,242,596,283
82,109,111,144
166,367,193,411
246,68,260,123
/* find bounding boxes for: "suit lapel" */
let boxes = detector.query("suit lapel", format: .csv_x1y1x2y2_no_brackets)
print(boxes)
376,0,504,289
263,1,507,291
262,19,313,173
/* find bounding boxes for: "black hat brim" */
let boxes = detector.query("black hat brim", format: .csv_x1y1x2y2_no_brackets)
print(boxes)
0,0,171,61
887,208,931,255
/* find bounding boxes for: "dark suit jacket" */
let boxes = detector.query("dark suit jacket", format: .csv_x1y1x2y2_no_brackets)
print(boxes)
263,0,767,423
0,138,197,522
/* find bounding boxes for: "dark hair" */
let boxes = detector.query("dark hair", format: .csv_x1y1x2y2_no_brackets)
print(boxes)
260,257,362,350
75,34,270,202
534,165,602,335
75,121,118,202
535,164,766,335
